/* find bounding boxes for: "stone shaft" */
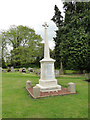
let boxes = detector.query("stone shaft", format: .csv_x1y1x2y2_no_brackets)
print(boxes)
43,22,50,59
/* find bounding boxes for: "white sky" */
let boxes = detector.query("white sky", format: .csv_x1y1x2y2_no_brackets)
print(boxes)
0,0,64,50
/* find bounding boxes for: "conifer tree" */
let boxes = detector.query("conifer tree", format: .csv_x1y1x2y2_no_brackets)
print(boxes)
52,2,90,72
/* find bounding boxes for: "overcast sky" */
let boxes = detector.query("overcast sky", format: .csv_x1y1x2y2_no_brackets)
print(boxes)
0,0,64,50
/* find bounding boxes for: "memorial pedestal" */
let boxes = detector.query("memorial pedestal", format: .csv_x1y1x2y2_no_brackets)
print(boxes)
36,58,61,92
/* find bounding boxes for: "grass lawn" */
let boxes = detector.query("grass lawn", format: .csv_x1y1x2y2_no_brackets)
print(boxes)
2,72,88,118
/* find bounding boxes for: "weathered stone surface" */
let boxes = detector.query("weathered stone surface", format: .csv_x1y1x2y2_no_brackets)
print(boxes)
42,22,50,59
7,67,11,72
19,68,22,72
60,69,64,75
2,70,6,72
28,67,33,73
55,70,60,77
26,80,31,88
33,86,40,98
11,66,15,72
36,69,41,76
68,82,76,93
85,73,90,80
19,68,26,73
36,23,61,92
22,68,26,73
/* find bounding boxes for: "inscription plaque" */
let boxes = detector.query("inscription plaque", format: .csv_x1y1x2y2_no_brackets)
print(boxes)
45,63,54,79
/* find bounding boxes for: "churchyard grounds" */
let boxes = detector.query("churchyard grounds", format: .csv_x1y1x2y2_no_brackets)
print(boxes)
2,70,88,118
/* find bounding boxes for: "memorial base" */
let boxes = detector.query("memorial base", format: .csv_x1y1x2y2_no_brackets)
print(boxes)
26,87,76,99
36,79,61,92
36,84,61,92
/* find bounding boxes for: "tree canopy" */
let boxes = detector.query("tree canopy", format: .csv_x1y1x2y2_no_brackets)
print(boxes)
52,2,90,73
1,25,44,68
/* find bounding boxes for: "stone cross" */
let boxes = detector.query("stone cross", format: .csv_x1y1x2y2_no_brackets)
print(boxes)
42,22,50,59
35,23,61,92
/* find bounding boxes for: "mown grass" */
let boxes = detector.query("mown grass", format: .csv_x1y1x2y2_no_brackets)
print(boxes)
2,72,88,118
0,72,2,119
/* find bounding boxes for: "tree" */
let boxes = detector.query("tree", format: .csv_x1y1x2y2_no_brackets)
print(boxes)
34,43,44,67
63,2,90,72
51,5,64,69
52,2,90,73
1,25,43,68
0,31,8,68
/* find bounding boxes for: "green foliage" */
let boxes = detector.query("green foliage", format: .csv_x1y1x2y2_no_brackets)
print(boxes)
51,5,63,68
1,25,44,68
2,57,6,68
52,2,90,72
0,31,8,67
